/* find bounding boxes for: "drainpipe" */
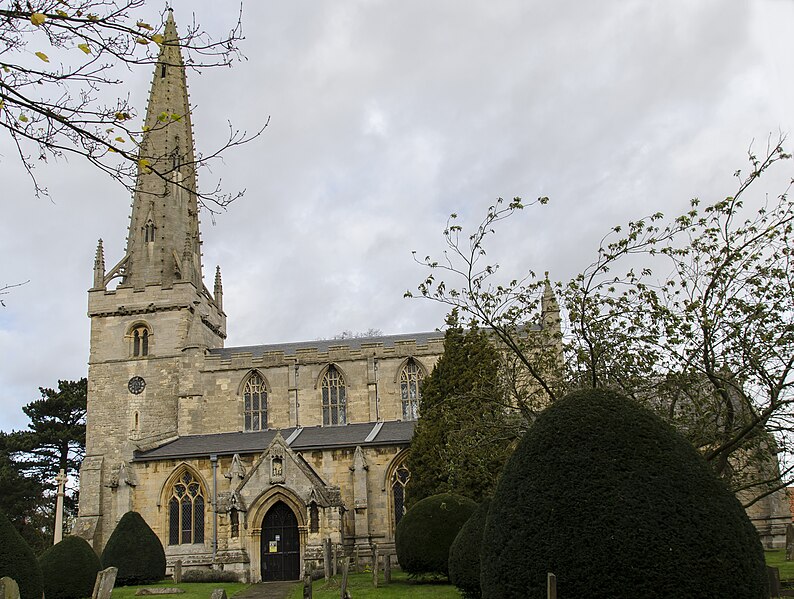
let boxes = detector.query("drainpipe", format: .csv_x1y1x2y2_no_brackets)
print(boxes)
294,363,300,427
210,454,218,563
374,357,380,421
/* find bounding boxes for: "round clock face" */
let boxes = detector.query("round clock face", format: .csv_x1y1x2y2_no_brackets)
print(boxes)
128,376,146,395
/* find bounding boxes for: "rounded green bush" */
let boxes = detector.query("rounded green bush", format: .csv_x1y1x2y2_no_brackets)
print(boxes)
39,535,101,599
448,498,490,599
100,511,166,585
480,389,768,599
395,493,477,577
0,510,43,599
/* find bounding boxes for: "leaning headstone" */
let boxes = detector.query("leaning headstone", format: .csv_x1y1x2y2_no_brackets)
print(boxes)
303,573,312,599
786,524,794,561
209,589,227,599
767,566,781,599
92,567,118,599
547,572,557,599
1,577,20,599
383,554,391,585
135,589,184,596
173,560,182,584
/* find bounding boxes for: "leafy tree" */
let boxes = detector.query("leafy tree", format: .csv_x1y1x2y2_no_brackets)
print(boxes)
3,378,87,547
0,433,48,552
406,310,515,506
411,139,794,507
0,1,263,208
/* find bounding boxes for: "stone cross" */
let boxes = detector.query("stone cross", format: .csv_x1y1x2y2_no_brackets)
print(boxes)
91,567,118,599
54,468,68,544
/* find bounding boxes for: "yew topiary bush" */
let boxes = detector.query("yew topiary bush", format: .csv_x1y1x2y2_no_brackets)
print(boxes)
100,511,166,585
0,510,43,599
39,535,101,599
448,498,490,599
395,492,476,577
480,389,768,599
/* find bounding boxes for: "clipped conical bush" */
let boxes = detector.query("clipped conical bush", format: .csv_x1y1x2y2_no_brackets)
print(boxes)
448,498,490,598
395,493,476,577
100,511,165,585
39,535,101,599
480,389,768,599
0,510,43,599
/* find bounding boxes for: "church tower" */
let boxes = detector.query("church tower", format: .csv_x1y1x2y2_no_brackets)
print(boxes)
75,11,226,549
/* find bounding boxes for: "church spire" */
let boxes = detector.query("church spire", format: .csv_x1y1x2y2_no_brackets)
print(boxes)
122,9,202,289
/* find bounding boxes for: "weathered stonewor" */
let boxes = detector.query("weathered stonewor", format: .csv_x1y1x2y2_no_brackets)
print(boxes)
303,573,312,599
173,560,182,584
92,567,118,599
371,544,379,588
209,589,227,599
383,554,391,585
786,523,794,561
323,538,331,580
135,589,185,596
0,577,20,599
767,566,781,598
547,572,557,599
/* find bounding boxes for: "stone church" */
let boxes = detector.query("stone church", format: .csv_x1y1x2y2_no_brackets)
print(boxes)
73,11,444,582
74,10,788,584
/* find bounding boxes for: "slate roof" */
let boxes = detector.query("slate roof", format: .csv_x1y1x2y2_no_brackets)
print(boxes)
207,331,444,360
133,420,415,462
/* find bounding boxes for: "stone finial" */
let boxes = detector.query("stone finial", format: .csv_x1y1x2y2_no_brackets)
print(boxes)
93,239,106,289
214,265,223,312
541,272,560,330
224,453,246,481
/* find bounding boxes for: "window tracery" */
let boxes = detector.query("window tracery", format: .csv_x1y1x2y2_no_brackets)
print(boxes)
131,324,150,357
391,462,411,529
321,365,346,426
400,359,423,421
168,470,205,545
243,372,267,431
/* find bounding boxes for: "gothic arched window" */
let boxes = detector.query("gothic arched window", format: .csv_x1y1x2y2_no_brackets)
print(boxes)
391,462,411,529
309,501,319,534
322,365,346,426
144,219,155,243
243,372,267,432
131,324,150,357
168,470,205,545
400,359,423,421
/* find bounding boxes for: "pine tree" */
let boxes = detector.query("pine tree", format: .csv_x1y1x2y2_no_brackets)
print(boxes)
406,311,514,505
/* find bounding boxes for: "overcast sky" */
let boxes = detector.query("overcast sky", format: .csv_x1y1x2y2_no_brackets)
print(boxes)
1,0,793,432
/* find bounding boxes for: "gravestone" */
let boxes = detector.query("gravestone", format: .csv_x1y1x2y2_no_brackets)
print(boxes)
383,554,391,585
173,560,182,584
547,572,557,599
303,573,312,599
135,589,184,596
92,567,118,599
0,577,20,599
768,566,781,599
786,524,794,561
209,589,227,599
340,559,350,599
371,544,379,588
323,538,332,580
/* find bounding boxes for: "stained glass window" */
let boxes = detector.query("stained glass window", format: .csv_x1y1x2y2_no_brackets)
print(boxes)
168,470,205,545
391,463,410,528
321,366,346,426
244,372,267,431
400,359,423,421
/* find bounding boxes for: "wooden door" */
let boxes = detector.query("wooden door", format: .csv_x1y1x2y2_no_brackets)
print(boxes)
261,501,300,581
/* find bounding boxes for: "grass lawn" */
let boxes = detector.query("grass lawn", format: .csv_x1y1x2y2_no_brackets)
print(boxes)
287,571,461,599
766,549,794,581
110,581,249,599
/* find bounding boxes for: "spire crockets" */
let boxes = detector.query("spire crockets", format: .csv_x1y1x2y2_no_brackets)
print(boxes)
122,9,202,289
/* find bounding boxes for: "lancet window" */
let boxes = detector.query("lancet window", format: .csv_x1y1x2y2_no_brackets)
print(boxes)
131,324,150,357
391,462,411,529
400,359,423,421
243,372,268,432
168,470,205,545
144,219,156,243
321,365,347,426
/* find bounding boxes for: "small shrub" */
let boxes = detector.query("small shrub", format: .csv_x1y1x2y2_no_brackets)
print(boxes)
181,569,239,582
395,493,476,577
39,535,101,599
0,510,43,599
101,511,166,585
448,498,490,599
480,389,768,599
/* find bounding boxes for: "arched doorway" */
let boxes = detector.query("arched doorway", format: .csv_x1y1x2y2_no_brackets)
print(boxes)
261,501,300,581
